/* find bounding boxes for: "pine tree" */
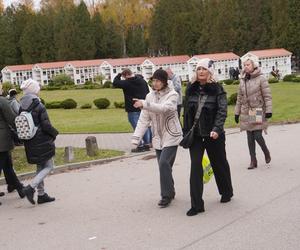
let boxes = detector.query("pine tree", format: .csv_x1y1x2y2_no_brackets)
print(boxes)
126,25,147,56
91,12,107,59
104,19,123,58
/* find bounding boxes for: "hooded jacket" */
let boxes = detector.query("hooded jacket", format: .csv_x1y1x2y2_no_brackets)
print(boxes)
131,86,182,150
19,94,58,164
113,74,149,112
234,68,272,131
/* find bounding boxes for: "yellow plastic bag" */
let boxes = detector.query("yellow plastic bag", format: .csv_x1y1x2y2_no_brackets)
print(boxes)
202,154,214,184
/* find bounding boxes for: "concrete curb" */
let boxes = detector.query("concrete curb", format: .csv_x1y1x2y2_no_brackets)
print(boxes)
0,151,152,185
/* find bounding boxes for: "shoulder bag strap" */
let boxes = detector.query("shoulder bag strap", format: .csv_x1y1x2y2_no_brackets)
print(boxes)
191,94,208,128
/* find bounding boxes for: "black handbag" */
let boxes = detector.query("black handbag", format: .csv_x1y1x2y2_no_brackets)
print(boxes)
180,95,207,149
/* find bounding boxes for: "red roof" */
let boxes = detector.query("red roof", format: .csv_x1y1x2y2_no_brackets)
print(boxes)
106,57,147,67
68,59,104,68
194,52,239,61
35,61,69,69
248,48,292,58
6,64,33,72
146,55,190,65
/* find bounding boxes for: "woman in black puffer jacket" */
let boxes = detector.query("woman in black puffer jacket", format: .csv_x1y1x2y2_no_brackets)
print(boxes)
183,58,233,216
19,79,58,205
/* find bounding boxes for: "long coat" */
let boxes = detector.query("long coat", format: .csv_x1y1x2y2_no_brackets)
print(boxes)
0,96,16,152
234,68,272,131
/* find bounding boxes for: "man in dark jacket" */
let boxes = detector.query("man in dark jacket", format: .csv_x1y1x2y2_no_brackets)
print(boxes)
113,69,151,152
19,79,58,205
0,84,25,205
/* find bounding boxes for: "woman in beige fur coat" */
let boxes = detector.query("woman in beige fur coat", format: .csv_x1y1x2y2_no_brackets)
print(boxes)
235,57,272,169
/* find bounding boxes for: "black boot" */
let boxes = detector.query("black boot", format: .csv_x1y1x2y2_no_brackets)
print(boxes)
7,184,15,193
37,193,55,204
248,157,257,170
186,207,205,216
22,185,35,204
158,197,173,208
220,194,233,203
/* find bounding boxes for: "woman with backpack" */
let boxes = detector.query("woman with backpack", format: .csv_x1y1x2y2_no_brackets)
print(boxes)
0,84,25,205
19,79,58,205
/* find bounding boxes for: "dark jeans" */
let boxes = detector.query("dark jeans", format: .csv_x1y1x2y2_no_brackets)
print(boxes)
246,130,269,158
177,105,182,119
189,134,233,209
156,146,178,198
128,111,151,147
0,151,23,190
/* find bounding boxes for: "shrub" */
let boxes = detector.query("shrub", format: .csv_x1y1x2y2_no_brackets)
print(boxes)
1,82,15,96
61,99,77,109
40,98,45,105
268,78,279,84
227,92,238,105
102,81,112,88
45,101,62,109
222,79,234,85
292,77,300,82
233,80,240,85
114,101,125,108
94,98,110,109
44,86,61,91
283,74,296,82
80,103,92,109
51,74,74,86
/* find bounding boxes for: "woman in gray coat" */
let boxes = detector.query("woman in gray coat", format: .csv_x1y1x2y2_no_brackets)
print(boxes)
234,57,272,169
0,84,24,205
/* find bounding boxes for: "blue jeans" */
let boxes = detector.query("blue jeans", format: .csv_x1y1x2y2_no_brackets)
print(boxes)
128,112,151,147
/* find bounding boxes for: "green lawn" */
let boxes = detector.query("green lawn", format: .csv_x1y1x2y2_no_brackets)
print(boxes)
12,147,124,174
38,82,300,133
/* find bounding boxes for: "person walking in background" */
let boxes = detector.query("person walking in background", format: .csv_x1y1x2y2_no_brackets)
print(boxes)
166,68,182,118
132,69,182,208
7,89,20,115
183,58,233,216
19,79,58,205
113,69,152,153
0,83,25,203
235,56,272,170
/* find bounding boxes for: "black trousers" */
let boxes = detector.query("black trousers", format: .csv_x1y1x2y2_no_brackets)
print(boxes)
188,133,233,209
0,151,23,190
246,130,269,158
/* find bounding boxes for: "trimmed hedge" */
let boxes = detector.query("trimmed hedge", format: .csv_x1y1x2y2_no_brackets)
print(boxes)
222,79,235,85
283,74,296,82
61,99,77,109
45,101,62,109
268,78,279,84
80,103,92,109
114,101,125,108
94,98,110,109
227,92,238,105
102,81,112,88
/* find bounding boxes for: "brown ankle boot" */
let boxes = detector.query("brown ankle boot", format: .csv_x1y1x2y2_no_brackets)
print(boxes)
248,157,257,170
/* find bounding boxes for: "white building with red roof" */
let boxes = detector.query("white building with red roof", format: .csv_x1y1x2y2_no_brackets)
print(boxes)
241,48,292,79
2,64,34,85
141,55,190,81
188,52,240,81
100,57,147,81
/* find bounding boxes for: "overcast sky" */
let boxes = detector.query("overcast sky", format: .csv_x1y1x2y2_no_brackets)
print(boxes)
4,0,40,8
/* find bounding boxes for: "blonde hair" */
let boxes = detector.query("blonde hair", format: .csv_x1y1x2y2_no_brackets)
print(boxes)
192,68,215,84
0,84,3,95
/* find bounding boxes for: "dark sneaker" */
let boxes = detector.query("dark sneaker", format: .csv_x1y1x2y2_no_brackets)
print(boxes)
186,207,205,216
143,145,151,151
0,192,4,197
131,147,145,153
17,188,25,199
158,197,173,208
7,184,15,193
23,185,35,204
37,193,55,204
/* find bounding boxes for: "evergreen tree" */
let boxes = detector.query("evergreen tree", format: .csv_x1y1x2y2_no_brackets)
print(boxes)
91,11,107,58
104,19,123,58
126,25,147,56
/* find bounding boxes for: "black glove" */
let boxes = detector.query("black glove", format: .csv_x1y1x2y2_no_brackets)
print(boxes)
235,115,239,124
265,113,272,119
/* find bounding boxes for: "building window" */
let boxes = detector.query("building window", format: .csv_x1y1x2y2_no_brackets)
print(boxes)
113,69,117,73
76,70,79,74
218,69,222,74
259,62,262,67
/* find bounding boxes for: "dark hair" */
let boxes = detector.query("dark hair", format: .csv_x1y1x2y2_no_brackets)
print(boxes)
121,68,133,77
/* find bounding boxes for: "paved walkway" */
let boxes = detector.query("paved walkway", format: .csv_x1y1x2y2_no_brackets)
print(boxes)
1,124,300,250
55,127,241,152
